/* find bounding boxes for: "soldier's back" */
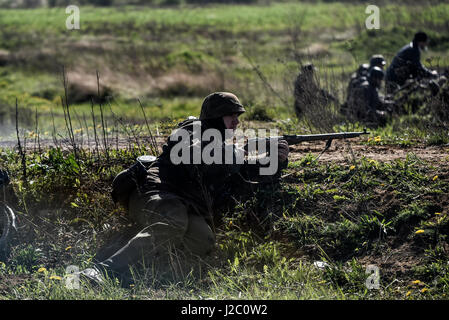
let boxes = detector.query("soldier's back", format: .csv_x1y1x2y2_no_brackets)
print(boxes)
347,80,370,120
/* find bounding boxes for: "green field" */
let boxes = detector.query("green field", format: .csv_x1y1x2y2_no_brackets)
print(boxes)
1,1,449,301
1,2,449,134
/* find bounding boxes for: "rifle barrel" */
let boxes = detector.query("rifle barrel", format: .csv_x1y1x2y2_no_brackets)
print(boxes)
247,131,369,145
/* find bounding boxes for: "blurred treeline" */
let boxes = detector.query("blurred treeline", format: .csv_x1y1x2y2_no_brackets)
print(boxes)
1,0,447,9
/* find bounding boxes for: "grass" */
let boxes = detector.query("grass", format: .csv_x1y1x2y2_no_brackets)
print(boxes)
0,1,449,300
0,3,447,36
1,131,448,299
1,2,449,137
0,4,366,35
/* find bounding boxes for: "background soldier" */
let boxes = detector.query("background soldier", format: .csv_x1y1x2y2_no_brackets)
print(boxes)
369,54,387,71
346,55,386,103
347,67,394,127
343,55,387,118
83,92,289,284
293,64,336,118
386,31,438,94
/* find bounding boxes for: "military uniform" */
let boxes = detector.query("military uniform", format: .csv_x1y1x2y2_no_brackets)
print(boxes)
386,41,434,93
345,67,389,126
294,64,335,118
346,64,369,110
359,81,388,125
95,92,287,280
346,55,386,108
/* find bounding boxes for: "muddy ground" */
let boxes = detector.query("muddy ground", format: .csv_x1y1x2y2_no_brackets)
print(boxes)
290,140,449,164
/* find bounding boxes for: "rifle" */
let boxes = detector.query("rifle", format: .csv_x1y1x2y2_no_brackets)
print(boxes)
246,129,369,159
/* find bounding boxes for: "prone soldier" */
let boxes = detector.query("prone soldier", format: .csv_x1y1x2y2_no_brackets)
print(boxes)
82,92,290,284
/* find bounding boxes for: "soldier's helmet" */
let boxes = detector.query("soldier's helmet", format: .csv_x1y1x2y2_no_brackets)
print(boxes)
302,63,316,73
199,92,246,120
413,32,428,43
368,66,385,81
370,55,386,68
357,63,370,76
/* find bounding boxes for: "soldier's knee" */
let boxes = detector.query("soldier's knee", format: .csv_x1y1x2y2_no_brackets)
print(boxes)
183,214,215,256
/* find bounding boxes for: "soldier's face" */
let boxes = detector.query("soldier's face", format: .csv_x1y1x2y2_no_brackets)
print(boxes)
418,41,428,51
222,114,240,131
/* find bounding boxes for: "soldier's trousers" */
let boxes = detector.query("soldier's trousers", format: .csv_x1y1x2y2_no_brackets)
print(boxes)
98,191,215,275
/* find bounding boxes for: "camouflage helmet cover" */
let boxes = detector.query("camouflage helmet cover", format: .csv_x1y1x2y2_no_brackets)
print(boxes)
199,92,246,120
370,54,386,67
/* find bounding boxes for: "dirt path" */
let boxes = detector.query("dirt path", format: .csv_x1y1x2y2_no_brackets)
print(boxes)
289,140,449,164
1,136,448,165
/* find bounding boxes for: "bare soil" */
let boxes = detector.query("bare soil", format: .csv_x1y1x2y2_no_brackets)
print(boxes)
2,137,448,165
289,140,449,164
0,274,32,295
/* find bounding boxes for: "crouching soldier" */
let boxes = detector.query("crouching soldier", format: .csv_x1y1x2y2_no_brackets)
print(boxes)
82,92,289,284
386,32,438,94
293,64,336,118
347,55,387,93
347,67,395,127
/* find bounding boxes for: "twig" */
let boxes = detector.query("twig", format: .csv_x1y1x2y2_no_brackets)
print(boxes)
90,99,100,159
107,98,140,150
15,98,27,186
138,98,159,156
34,106,38,153
97,70,109,161
239,46,289,107
62,66,78,161
50,104,59,148
82,113,90,155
